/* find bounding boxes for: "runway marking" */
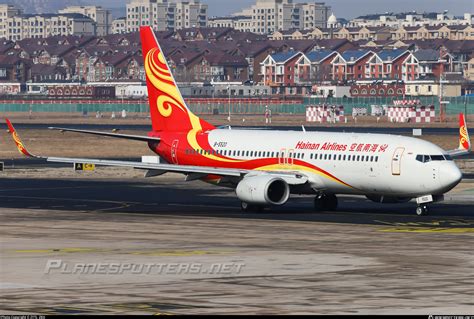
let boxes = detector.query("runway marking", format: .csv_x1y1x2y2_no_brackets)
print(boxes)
378,227,474,233
374,219,474,227
0,195,135,212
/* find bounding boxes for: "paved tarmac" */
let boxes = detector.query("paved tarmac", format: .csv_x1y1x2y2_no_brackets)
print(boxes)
0,171,473,315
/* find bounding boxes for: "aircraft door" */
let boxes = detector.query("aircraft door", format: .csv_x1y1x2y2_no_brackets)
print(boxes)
279,148,286,165
287,149,294,166
391,147,404,176
171,139,179,164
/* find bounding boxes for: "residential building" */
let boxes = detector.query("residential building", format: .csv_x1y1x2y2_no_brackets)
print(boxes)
331,49,374,81
294,49,337,83
301,2,330,30
0,4,22,39
364,49,410,79
335,26,392,41
401,49,446,81
112,17,127,34
347,12,472,28
261,50,308,94
0,55,30,82
391,24,474,41
245,0,330,34
208,16,253,32
466,56,474,81
126,0,207,32
4,13,96,41
173,0,208,29
59,6,112,36
405,80,461,97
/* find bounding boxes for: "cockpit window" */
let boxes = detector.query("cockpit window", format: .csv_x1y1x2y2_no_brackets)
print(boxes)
416,154,452,162
416,155,431,163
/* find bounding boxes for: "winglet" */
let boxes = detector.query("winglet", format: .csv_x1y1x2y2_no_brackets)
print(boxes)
459,113,471,152
5,118,37,158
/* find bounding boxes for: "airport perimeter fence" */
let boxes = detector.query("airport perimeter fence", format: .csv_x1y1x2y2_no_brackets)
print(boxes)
0,96,472,116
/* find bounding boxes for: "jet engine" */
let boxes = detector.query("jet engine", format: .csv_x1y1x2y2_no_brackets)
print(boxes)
366,195,412,204
236,175,290,205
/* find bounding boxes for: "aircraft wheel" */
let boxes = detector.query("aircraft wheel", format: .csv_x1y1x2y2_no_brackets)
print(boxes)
416,205,429,216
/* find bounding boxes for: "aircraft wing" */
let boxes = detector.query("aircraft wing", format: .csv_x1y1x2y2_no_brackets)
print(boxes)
5,119,309,185
47,156,245,177
446,113,471,158
48,127,161,143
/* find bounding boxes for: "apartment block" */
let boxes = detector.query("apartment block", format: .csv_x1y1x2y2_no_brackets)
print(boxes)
208,16,253,32
0,4,23,39
348,12,472,28
59,6,112,36
4,13,96,41
112,17,127,34
126,0,207,33
301,2,330,29
246,0,330,34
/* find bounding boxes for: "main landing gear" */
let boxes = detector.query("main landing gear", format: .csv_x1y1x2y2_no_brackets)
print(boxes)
416,204,429,216
314,194,338,211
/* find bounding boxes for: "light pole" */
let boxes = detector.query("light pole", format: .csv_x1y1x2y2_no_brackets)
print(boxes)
227,85,231,122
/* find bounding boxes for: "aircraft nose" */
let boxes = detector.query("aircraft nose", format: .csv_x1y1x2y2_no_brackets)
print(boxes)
439,164,462,191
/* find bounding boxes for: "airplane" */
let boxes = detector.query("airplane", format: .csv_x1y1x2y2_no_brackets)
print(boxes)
5,26,472,216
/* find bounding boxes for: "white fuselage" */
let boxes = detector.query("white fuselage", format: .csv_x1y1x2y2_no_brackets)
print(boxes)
201,129,462,197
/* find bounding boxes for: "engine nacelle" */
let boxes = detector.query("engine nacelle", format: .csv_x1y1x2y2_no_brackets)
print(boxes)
236,175,290,205
366,195,412,204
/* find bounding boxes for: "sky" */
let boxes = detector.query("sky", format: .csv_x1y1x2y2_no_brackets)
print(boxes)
89,0,473,20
